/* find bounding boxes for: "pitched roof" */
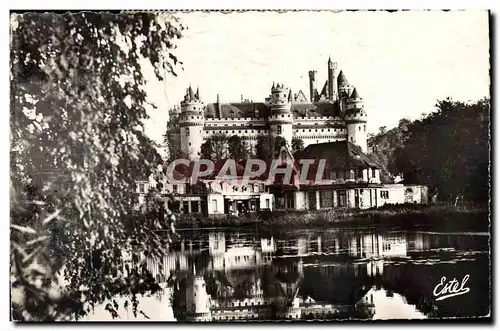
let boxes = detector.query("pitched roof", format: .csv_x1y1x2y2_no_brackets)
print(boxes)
204,101,341,119
290,102,341,118
293,141,382,170
204,102,271,119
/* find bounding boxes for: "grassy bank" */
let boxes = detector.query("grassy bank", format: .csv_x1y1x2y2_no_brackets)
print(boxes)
174,203,489,232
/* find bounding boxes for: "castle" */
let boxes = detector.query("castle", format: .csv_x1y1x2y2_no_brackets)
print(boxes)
137,57,428,215
166,57,368,159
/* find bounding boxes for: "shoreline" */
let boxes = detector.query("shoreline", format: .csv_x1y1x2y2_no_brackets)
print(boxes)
173,203,490,233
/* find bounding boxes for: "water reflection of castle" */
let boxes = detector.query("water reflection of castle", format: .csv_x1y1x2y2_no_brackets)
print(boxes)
138,231,421,321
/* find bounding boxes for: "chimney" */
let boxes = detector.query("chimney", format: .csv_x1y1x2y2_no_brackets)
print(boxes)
308,70,317,103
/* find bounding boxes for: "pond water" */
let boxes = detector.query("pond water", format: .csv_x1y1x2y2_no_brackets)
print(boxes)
128,225,489,322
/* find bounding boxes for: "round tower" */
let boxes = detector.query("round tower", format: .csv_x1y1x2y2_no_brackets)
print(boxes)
179,86,205,159
185,273,212,321
166,105,182,159
268,82,294,145
345,87,368,153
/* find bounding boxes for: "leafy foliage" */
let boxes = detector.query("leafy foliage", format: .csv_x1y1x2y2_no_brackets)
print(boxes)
393,98,490,201
200,133,228,161
255,134,288,162
227,135,249,161
291,137,304,153
10,12,184,321
368,98,489,201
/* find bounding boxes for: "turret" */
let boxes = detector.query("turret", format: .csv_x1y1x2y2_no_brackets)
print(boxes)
345,87,368,153
179,85,205,159
337,70,351,98
327,57,338,101
185,268,212,321
269,83,293,144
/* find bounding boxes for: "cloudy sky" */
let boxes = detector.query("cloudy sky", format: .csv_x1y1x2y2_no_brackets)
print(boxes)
142,10,490,143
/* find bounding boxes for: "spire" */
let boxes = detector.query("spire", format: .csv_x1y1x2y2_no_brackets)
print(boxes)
288,89,292,102
272,82,276,89
328,55,332,64
188,85,195,101
350,87,361,99
337,70,349,87
196,86,200,100
320,81,328,97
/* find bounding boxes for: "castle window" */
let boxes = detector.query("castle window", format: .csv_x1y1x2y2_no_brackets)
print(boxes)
302,129,305,132
350,137,354,142
364,125,366,132
173,185,178,194
321,129,324,132
232,130,235,133
380,191,389,199
315,129,317,132
372,169,376,178
185,128,190,136
277,125,282,135
189,142,192,146
359,126,361,131
309,129,311,132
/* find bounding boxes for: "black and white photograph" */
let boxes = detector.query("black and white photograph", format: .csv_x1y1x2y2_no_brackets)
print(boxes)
9,9,491,322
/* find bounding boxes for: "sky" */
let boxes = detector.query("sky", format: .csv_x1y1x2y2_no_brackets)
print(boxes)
142,10,490,144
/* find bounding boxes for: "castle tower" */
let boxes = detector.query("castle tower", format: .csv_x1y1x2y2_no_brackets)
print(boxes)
345,87,368,153
337,70,352,115
166,105,182,158
185,270,212,321
269,83,294,145
179,85,205,159
327,57,338,101
308,70,317,102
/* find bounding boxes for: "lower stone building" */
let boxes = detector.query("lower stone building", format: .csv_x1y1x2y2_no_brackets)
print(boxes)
135,141,427,216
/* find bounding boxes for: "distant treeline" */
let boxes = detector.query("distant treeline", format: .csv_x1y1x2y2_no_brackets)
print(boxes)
368,98,490,202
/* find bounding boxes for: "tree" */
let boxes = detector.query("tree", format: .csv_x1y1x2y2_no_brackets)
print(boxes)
228,135,248,161
273,136,288,157
291,137,304,153
10,12,184,321
200,133,228,161
255,135,272,162
393,98,489,202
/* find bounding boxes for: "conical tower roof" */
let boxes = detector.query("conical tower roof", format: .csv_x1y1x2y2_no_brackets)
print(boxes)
337,70,349,86
350,87,361,99
288,89,293,102
188,85,195,101
320,81,328,97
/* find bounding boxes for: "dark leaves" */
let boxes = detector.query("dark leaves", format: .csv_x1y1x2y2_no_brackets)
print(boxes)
11,11,184,321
